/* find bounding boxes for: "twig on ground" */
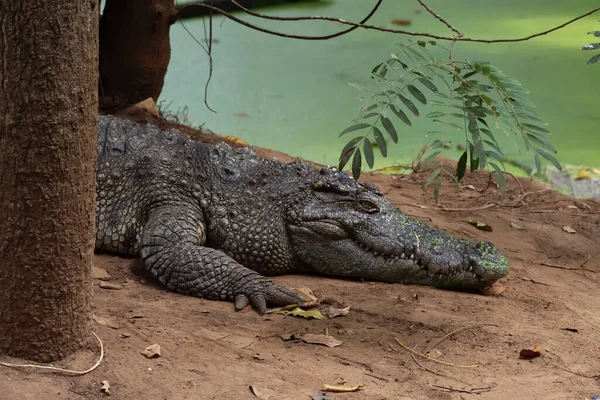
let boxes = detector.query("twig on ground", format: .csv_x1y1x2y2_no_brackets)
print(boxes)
539,262,597,274
395,338,479,368
551,364,600,380
364,372,390,382
425,324,499,354
68,388,87,397
521,277,553,286
502,171,525,196
0,332,104,376
409,344,472,384
433,384,494,394
440,203,498,212
580,255,591,268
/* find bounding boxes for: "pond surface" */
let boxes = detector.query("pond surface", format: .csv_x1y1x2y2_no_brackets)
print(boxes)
163,0,600,172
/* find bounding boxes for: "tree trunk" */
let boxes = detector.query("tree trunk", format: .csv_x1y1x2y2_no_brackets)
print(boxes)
0,1,98,362
99,0,177,112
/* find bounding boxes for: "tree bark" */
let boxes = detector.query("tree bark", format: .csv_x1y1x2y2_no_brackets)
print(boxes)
0,1,98,362
99,0,177,112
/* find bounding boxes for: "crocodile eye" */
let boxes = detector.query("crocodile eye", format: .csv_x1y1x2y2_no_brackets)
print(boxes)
358,199,379,213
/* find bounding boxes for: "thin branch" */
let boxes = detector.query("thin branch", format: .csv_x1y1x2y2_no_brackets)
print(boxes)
0,332,104,376
205,0,216,113
178,4,599,44
178,19,217,112
539,262,597,274
178,0,383,40
416,0,463,38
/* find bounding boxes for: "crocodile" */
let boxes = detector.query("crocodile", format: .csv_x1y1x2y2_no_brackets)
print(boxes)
96,116,509,313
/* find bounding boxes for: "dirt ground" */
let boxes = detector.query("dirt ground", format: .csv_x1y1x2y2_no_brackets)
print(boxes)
1,134,599,400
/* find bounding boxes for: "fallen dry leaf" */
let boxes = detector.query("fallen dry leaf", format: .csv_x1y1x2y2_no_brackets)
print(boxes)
576,170,591,180
92,314,119,329
300,333,342,348
123,97,159,118
249,385,275,400
324,306,350,318
519,345,542,359
280,333,295,341
293,287,318,302
562,226,576,234
120,332,131,338
142,344,161,358
99,281,122,290
222,134,249,146
266,300,319,314
427,348,443,358
277,307,324,320
468,220,493,232
322,383,364,392
561,327,579,333
510,221,524,230
100,380,111,395
92,266,111,280
481,283,506,296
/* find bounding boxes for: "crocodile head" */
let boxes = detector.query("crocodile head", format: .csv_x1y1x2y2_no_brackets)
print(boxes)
286,166,509,289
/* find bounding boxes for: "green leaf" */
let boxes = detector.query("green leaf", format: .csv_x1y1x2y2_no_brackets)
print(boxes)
339,137,363,161
433,179,442,205
340,123,370,137
338,147,355,170
418,77,438,93
371,63,383,74
535,149,562,170
432,119,463,131
588,30,600,38
425,167,441,186
398,94,420,116
361,112,379,119
522,123,550,134
456,150,468,182
373,127,387,158
469,142,480,172
352,148,362,180
426,111,445,118
465,107,487,118
489,162,506,193
422,151,441,168
587,53,600,65
390,104,412,126
534,153,541,174
581,42,600,50
363,139,375,169
381,116,398,144
407,85,427,104
462,70,478,79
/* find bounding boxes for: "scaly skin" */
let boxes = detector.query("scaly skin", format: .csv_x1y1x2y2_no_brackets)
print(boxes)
95,116,509,313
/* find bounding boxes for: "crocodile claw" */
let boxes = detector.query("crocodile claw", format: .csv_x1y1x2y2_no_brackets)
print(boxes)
234,280,303,314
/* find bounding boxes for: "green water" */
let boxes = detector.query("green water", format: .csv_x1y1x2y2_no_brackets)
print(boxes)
162,0,600,171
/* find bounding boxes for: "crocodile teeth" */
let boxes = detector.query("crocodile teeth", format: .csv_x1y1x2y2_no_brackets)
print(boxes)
400,253,406,259
409,254,415,260
373,251,379,256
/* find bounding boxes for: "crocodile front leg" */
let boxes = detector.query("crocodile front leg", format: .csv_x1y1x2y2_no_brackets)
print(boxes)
139,205,302,313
